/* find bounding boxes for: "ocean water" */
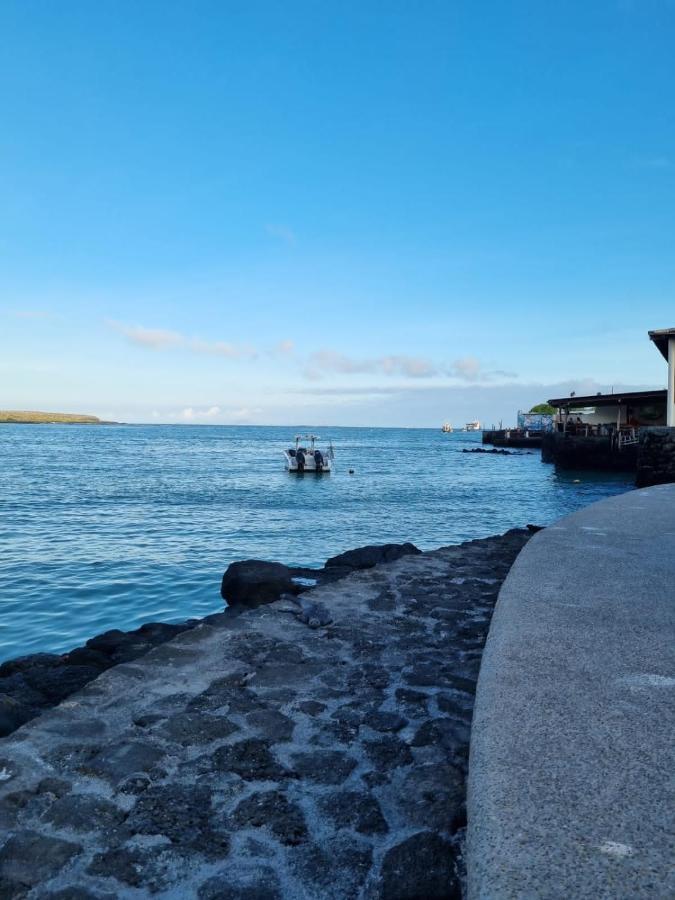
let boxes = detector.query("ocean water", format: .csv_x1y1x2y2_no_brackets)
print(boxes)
0,424,633,662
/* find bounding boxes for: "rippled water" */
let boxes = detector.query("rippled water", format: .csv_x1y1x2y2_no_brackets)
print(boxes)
0,424,633,661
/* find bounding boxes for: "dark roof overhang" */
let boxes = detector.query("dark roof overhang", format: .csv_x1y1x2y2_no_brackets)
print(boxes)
547,389,667,409
649,328,675,361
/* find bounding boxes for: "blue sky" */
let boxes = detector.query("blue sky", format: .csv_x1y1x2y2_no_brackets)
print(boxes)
1,0,674,426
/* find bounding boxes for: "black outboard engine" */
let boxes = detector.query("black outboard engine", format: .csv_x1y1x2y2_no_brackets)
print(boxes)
314,450,324,471
296,450,305,472
288,448,296,457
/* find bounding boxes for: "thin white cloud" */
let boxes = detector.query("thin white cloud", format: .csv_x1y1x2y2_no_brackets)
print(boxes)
108,320,182,349
448,357,518,382
174,405,260,423
449,356,482,381
265,224,296,245
304,350,438,381
180,406,222,420
107,320,255,359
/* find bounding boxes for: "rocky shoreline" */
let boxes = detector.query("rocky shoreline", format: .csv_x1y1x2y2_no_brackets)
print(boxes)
0,528,537,898
0,543,423,739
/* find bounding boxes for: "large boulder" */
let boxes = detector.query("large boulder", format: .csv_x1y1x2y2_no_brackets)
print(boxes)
220,560,298,607
325,543,421,571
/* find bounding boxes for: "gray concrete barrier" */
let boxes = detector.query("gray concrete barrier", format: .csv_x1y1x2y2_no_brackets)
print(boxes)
467,485,675,899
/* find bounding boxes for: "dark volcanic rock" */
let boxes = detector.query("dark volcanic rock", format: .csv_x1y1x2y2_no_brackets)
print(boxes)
124,784,228,855
160,711,239,745
198,872,282,900
364,736,413,769
291,750,357,784
319,790,388,835
325,542,421,570
0,619,198,739
230,789,307,845
0,830,81,889
400,763,465,832
462,447,514,455
83,741,164,783
212,738,290,781
87,846,172,890
411,717,471,750
378,831,460,899
289,836,373,897
245,709,295,742
0,694,35,738
42,888,116,900
295,699,326,716
42,794,124,831
363,710,407,733
0,653,62,678
220,560,298,607
22,665,102,705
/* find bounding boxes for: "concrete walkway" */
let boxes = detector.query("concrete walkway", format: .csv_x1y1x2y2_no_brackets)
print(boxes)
467,485,675,899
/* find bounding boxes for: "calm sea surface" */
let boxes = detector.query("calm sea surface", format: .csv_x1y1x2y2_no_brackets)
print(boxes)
0,425,633,662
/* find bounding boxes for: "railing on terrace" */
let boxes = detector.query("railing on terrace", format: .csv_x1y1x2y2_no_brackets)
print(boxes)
555,424,639,450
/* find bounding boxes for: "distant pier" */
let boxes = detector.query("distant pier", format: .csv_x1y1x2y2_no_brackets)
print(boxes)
482,428,543,449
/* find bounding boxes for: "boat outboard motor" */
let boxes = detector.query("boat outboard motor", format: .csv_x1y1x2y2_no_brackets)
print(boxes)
296,449,305,472
314,450,324,471
288,448,296,457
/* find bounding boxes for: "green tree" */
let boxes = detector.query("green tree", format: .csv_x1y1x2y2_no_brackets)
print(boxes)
529,403,555,415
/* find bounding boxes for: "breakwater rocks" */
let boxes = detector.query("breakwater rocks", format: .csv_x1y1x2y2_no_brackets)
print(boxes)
0,530,534,899
0,621,200,739
461,448,523,456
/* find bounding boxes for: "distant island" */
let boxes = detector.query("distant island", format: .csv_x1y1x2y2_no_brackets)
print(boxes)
0,410,114,424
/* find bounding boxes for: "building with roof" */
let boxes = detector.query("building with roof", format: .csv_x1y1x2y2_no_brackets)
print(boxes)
649,327,675,426
542,328,675,484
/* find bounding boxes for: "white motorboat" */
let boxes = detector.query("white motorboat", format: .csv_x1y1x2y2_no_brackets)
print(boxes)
283,434,334,473
441,422,453,433
465,421,481,432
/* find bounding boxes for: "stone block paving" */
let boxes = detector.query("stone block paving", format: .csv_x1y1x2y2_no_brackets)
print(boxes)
0,530,530,899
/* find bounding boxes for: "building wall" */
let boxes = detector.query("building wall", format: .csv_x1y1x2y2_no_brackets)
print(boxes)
563,403,666,426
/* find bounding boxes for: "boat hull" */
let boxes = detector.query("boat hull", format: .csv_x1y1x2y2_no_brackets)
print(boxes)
283,452,332,473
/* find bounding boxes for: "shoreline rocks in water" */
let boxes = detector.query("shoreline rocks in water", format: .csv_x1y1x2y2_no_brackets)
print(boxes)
462,447,529,455
0,528,538,898
0,621,201,738
220,543,423,608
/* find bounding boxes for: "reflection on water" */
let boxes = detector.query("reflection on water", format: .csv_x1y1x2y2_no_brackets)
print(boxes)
0,424,633,660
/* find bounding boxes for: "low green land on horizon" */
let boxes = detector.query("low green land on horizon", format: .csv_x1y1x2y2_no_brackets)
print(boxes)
0,410,103,424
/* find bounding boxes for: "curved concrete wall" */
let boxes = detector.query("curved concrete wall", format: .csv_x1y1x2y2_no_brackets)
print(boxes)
467,485,675,899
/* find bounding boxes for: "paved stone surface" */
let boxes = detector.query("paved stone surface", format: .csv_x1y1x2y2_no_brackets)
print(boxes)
468,485,675,900
0,530,531,898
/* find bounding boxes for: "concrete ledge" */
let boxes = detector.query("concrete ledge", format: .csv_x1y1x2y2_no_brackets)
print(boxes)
467,485,675,899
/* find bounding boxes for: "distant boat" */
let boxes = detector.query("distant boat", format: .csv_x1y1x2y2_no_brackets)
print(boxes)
283,434,334,473
465,421,481,432
441,423,453,433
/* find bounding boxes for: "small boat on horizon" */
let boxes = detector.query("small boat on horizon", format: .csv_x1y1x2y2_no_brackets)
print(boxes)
465,421,481,432
441,423,453,433
283,434,334,473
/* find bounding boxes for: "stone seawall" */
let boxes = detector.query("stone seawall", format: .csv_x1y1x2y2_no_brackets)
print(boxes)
541,432,637,471
636,426,675,486
0,530,533,899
